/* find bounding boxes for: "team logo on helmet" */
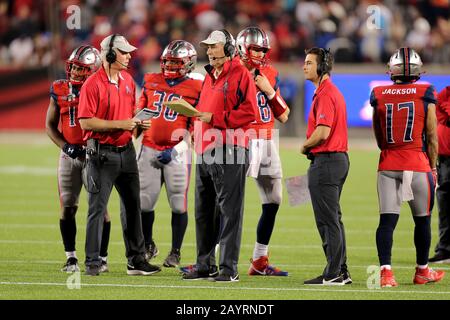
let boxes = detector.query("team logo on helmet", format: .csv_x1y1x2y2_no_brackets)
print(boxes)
160,40,197,79
236,27,271,68
388,47,423,83
66,45,101,85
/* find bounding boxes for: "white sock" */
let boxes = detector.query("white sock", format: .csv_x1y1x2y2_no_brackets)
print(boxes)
253,242,268,260
417,264,428,269
100,256,107,263
65,251,76,259
380,265,391,270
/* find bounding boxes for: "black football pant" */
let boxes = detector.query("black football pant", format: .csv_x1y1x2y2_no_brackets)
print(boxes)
195,145,248,276
434,156,450,254
85,143,146,267
308,152,349,279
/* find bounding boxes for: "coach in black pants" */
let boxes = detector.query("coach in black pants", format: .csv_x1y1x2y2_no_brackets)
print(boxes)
301,47,351,285
182,30,257,282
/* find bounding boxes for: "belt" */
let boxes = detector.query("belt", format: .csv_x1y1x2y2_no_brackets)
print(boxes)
100,141,132,153
314,151,346,157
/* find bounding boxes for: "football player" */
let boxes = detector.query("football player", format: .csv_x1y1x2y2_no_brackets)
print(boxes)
137,40,202,267
371,47,445,287
46,45,112,273
236,26,290,276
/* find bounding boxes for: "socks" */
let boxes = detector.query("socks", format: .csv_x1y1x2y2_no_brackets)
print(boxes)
253,242,269,260
60,218,76,252
141,210,155,247
376,213,399,266
413,215,431,266
171,212,188,250
256,203,279,245
100,220,111,258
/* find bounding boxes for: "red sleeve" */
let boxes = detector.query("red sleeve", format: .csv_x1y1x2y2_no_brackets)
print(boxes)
314,94,335,127
268,89,289,117
78,79,99,119
437,87,450,123
211,69,257,129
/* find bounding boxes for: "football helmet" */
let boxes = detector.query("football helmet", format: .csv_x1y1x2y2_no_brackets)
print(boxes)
66,45,101,85
236,27,271,68
160,40,197,79
388,47,423,82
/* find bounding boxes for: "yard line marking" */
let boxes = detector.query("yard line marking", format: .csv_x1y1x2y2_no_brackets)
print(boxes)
0,166,55,176
1,260,449,271
0,281,449,295
0,240,413,251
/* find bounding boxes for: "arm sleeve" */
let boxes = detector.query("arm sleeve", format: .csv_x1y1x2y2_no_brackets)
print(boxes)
49,83,58,105
211,69,257,129
424,85,437,104
314,94,335,127
369,89,377,108
77,81,99,119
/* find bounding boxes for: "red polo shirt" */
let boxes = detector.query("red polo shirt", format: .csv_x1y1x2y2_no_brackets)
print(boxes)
306,78,348,154
437,86,450,156
78,66,136,146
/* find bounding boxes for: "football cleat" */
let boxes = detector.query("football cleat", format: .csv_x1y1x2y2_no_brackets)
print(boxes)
145,240,159,261
413,267,445,285
99,260,109,273
61,257,80,273
163,249,181,268
380,268,398,288
179,264,219,277
248,256,288,276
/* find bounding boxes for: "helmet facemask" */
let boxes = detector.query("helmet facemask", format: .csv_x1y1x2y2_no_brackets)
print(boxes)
160,40,197,79
66,45,101,85
236,27,271,69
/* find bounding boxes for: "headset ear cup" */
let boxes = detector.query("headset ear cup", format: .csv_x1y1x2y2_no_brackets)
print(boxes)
106,49,116,64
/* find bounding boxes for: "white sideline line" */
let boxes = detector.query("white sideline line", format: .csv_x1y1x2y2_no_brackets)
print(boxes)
0,239,411,251
0,260,449,271
0,281,449,295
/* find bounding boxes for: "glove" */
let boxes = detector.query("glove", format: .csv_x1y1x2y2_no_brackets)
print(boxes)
63,143,85,159
156,148,177,165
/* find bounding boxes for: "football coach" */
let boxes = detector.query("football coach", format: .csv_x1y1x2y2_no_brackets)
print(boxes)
300,47,351,286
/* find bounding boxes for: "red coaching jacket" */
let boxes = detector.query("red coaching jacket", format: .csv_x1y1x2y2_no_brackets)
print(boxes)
194,57,257,154
436,86,450,156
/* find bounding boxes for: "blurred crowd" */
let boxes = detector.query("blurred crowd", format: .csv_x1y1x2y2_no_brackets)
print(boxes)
0,0,449,77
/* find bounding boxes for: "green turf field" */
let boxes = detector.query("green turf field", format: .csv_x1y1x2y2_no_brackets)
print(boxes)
0,137,449,300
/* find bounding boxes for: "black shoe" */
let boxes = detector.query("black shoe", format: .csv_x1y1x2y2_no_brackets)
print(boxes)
127,260,161,275
85,264,100,276
304,275,345,286
429,251,450,264
341,267,352,284
163,249,181,267
61,257,80,273
100,259,109,273
212,273,240,282
208,265,219,277
145,240,159,261
182,270,212,281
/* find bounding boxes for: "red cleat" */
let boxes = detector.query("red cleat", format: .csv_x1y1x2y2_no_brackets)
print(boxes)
380,268,398,288
413,267,445,285
248,256,288,276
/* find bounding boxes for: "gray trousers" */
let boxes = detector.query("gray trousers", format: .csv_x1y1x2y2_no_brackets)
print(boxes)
434,156,450,254
84,143,145,267
195,145,248,276
308,152,349,279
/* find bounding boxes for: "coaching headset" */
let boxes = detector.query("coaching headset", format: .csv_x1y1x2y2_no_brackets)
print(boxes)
220,29,235,58
317,48,333,76
106,34,118,64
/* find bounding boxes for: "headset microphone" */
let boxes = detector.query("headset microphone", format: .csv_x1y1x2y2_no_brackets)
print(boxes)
116,60,129,68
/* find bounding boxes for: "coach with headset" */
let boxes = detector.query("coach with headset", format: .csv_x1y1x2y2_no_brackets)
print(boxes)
182,30,257,282
78,34,160,276
300,48,351,286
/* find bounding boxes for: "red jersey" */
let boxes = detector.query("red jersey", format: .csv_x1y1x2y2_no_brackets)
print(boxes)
78,67,136,146
436,86,450,156
137,73,202,150
50,80,84,145
248,65,282,140
194,57,257,154
306,78,348,154
370,83,437,171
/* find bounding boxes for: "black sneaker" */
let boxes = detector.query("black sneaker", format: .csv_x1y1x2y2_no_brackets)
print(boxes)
163,249,181,268
145,240,159,261
127,260,161,275
85,264,100,276
304,275,345,286
212,273,240,282
61,257,80,273
429,251,450,264
182,270,212,281
341,267,352,284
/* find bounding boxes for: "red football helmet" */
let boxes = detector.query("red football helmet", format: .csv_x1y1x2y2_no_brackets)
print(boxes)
236,27,271,68
65,45,101,85
160,40,197,79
